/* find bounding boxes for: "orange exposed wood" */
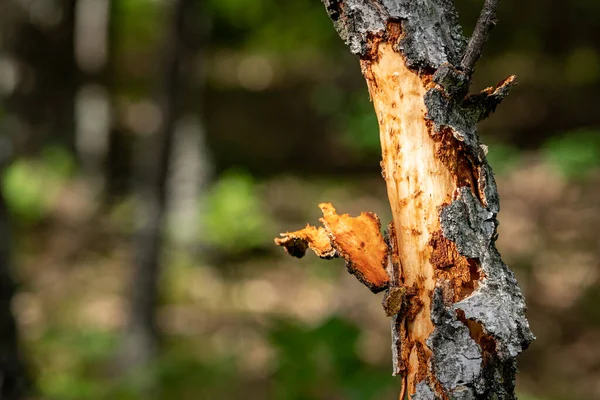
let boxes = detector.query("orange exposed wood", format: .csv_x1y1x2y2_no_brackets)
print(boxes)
275,203,390,293
361,41,469,395
318,203,390,292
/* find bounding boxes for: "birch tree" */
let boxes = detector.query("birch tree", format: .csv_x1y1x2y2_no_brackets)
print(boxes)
275,0,535,398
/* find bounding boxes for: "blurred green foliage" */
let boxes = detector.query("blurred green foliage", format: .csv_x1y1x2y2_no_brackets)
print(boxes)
36,328,118,399
270,317,395,400
578,286,600,329
205,0,336,54
543,129,600,179
33,318,398,400
310,84,381,156
203,169,273,252
115,0,161,49
340,94,381,156
34,326,241,400
484,142,523,175
565,47,600,86
2,146,74,222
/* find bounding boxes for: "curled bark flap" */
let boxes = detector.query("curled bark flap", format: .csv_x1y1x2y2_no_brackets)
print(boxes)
278,1,535,398
275,225,336,259
275,203,390,293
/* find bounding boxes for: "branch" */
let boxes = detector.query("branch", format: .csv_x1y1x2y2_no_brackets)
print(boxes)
460,0,500,77
463,74,518,122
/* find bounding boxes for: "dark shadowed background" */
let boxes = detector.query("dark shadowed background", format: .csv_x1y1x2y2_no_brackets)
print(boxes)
0,0,599,399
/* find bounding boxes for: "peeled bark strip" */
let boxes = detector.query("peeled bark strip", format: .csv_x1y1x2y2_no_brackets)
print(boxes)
315,1,533,399
275,225,336,259
276,202,390,293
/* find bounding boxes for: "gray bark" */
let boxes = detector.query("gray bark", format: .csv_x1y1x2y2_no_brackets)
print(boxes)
320,1,534,399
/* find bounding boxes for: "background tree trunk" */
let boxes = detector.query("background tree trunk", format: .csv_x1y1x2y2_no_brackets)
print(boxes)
2,0,79,156
118,0,199,377
74,0,112,194
281,1,536,398
0,155,29,400
104,0,133,204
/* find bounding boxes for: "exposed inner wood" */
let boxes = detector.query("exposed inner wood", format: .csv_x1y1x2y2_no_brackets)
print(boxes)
362,41,462,395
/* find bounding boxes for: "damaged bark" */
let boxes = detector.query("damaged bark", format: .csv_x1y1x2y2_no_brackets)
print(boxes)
275,0,534,399
276,203,390,293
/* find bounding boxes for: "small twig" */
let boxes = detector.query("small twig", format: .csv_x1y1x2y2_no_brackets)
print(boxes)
460,0,500,77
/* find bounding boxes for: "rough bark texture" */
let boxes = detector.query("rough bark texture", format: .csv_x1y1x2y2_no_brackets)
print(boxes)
276,1,534,399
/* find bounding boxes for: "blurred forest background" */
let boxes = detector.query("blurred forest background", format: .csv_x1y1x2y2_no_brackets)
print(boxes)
0,0,599,399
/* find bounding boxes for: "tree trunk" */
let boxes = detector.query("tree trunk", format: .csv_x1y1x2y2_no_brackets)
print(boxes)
118,0,195,374
167,1,212,250
276,1,534,398
74,0,112,193
2,0,79,155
